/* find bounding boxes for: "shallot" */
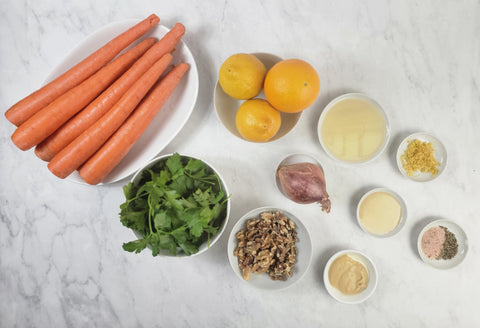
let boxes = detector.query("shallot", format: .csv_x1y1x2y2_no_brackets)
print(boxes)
276,162,331,213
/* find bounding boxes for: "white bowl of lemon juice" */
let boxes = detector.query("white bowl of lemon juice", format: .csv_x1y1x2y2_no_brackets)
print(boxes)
317,93,390,164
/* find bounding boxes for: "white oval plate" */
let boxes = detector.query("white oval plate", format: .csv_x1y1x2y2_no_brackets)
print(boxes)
227,206,312,290
43,19,199,184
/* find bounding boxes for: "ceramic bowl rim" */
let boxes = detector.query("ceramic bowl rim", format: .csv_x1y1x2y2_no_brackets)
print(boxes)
227,206,313,290
129,153,231,257
356,187,408,238
395,131,447,182
323,249,378,304
317,93,391,165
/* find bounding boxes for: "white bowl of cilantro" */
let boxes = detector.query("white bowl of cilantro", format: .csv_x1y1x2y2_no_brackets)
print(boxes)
120,153,231,257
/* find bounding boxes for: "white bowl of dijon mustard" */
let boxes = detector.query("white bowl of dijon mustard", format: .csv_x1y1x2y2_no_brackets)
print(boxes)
323,250,378,304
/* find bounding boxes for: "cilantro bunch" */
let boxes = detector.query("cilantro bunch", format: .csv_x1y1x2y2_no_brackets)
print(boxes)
120,153,229,256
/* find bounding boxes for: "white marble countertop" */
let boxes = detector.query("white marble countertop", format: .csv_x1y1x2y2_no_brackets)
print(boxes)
1,0,479,327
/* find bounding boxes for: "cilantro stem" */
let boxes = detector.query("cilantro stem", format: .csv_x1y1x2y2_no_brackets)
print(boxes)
184,171,216,185
147,194,154,235
213,172,222,190
125,191,149,204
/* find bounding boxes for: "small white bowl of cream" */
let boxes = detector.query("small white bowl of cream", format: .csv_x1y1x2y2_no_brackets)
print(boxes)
317,93,390,164
323,250,378,304
356,188,407,237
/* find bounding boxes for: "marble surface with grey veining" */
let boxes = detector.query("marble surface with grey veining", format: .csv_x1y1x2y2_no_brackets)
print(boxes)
1,0,479,327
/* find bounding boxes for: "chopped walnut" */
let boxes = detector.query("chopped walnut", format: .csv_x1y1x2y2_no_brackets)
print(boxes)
233,211,298,281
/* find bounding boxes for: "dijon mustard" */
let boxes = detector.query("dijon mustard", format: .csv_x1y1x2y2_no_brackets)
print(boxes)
329,254,369,295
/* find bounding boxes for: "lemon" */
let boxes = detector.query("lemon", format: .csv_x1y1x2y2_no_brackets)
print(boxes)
235,99,281,142
219,54,266,100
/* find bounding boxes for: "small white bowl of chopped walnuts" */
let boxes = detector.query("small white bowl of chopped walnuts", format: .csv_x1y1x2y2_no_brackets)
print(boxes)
227,207,313,290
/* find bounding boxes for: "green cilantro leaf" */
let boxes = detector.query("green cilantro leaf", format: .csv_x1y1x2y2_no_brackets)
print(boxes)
166,153,183,176
153,212,171,231
122,238,148,253
122,182,136,200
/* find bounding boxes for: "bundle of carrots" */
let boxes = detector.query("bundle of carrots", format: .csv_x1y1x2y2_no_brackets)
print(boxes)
5,14,190,185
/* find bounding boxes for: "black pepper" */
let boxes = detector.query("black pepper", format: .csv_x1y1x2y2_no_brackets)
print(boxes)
439,226,458,260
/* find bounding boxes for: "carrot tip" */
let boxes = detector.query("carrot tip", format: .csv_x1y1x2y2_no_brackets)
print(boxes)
34,146,51,162
147,14,160,24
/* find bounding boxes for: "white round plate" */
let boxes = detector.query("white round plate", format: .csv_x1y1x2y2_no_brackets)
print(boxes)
396,132,447,182
227,206,312,290
43,19,199,184
323,249,378,304
214,53,302,142
417,219,468,269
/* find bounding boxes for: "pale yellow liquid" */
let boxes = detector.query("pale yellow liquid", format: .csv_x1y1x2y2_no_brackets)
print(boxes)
321,98,387,162
359,192,401,235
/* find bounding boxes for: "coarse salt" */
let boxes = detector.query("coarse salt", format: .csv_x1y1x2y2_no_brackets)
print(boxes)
421,227,446,259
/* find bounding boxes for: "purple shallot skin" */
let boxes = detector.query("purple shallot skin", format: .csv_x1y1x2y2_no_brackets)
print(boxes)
276,162,331,213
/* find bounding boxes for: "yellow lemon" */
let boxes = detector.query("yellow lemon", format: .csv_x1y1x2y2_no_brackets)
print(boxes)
219,54,266,100
235,99,281,142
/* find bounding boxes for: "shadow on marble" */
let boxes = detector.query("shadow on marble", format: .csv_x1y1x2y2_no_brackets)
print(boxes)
348,184,380,229
311,245,350,296
386,129,418,177
163,24,216,152
199,230,230,266
409,216,443,260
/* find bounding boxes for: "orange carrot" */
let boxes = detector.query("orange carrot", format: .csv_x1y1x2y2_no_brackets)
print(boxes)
48,53,173,179
5,14,160,127
34,23,186,161
79,63,189,185
11,38,156,151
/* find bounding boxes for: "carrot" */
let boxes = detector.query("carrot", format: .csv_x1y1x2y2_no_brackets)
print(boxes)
5,14,160,127
47,53,173,179
78,63,189,185
34,23,186,161
11,38,156,151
